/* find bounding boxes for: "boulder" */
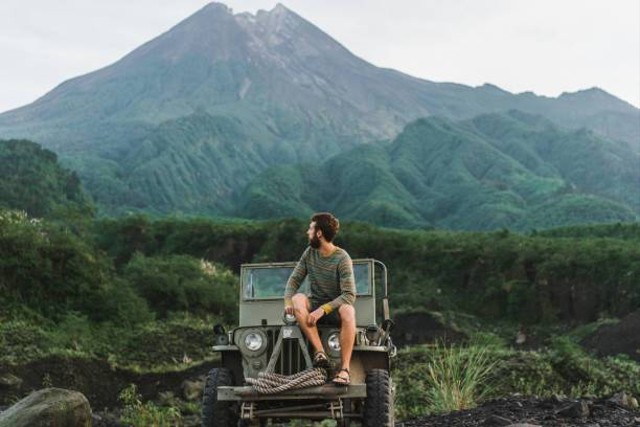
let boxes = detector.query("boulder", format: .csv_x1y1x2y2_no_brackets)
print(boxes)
608,392,639,410
0,373,22,389
0,388,91,427
556,401,590,418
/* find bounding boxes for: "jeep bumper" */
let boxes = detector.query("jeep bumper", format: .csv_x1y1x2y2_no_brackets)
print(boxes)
217,383,367,401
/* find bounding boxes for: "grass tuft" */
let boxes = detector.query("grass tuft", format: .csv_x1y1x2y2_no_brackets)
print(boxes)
424,341,498,413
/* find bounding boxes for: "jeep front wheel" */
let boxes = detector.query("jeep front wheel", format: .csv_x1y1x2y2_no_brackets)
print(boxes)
202,367,238,427
362,369,394,427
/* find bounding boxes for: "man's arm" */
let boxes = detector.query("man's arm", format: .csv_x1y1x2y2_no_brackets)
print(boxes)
321,254,356,314
284,248,309,311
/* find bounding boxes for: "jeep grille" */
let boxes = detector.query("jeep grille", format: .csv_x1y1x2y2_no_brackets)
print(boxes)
267,329,310,375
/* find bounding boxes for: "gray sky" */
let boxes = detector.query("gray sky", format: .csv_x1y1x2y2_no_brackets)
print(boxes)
1,0,638,113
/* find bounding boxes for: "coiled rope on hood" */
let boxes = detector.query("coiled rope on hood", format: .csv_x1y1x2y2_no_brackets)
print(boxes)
246,368,327,394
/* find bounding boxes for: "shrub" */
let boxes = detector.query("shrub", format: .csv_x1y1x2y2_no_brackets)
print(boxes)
123,254,237,321
0,209,133,322
119,384,182,427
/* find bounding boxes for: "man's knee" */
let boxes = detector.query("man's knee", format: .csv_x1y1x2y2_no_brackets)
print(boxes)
338,304,355,325
291,293,309,311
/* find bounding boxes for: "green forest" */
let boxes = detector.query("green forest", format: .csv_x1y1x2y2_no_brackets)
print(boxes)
1,138,639,423
239,112,640,230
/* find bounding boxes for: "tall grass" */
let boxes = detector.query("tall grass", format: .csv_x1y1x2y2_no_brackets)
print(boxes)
424,341,498,413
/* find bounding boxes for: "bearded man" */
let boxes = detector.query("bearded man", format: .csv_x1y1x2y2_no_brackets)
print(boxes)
283,212,356,386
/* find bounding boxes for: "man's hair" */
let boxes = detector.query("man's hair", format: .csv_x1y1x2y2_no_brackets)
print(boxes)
311,212,340,242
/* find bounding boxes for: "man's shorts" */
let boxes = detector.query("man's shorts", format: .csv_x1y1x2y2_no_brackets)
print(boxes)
310,301,341,326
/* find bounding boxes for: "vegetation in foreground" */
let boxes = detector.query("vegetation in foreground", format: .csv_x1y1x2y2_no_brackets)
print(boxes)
394,335,640,420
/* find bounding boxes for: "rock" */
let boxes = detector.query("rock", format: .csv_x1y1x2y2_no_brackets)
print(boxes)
182,377,205,401
92,410,124,427
608,392,639,409
505,424,542,427
515,325,527,345
0,373,22,388
485,414,512,425
556,400,590,418
0,388,91,427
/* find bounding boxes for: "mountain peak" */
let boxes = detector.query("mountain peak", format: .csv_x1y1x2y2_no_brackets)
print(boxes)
204,2,230,11
559,87,637,111
252,2,305,31
271,3,292,15
197,2,233,16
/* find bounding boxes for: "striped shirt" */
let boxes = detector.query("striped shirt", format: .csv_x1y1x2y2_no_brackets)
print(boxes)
284,246,356,313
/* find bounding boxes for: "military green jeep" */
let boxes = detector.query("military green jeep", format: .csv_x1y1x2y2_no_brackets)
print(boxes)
202,259,396,426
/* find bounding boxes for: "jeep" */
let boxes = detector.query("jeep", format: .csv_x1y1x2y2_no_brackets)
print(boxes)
202,258,396,426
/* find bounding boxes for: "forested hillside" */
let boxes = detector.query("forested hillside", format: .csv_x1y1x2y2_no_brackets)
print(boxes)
238,112,639,230
0,139,94,219
1,141,637,328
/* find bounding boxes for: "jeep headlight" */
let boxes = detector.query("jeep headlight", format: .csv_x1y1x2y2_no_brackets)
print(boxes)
244,332,264,352
282,312,297,325
327,332,341,351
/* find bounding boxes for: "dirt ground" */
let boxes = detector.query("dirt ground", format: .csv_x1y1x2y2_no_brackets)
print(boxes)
581,309,640,362
399,395,640,427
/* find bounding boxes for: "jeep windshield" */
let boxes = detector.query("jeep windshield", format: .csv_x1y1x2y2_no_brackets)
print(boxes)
241,261,373,300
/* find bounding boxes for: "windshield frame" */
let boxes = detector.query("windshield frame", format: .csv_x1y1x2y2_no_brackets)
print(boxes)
239,259,375,302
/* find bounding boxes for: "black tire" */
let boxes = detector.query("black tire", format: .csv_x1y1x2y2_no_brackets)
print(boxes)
362,369,394,427
202,367,238,427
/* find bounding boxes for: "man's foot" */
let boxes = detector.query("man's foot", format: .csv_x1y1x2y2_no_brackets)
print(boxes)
313,351,329,368
332,368,350,386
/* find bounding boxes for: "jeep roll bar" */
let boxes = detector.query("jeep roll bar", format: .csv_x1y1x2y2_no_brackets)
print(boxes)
374,259,394,346
373,259,390,321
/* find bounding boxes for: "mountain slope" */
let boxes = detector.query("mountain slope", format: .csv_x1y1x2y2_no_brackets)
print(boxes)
0,2,637,216
237,112,639,230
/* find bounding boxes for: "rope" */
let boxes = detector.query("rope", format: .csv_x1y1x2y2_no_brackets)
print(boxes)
246,368,327,394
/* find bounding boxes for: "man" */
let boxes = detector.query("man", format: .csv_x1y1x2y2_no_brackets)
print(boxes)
284,212,356,386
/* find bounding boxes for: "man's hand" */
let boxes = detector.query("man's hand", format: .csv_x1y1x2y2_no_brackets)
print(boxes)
284,305,294,316
307,307,325,327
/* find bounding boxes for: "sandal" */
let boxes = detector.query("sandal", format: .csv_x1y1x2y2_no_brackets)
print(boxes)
332,368,350,386
313,351,329,368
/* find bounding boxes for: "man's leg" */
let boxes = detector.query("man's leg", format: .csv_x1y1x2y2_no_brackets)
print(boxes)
291,293,324,354
338,304,356,370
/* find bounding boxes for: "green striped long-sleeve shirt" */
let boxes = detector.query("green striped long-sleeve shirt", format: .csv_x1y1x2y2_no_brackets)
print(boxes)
284,246,356,313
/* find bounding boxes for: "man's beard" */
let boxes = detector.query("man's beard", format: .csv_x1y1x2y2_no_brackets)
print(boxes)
309,235,321,249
